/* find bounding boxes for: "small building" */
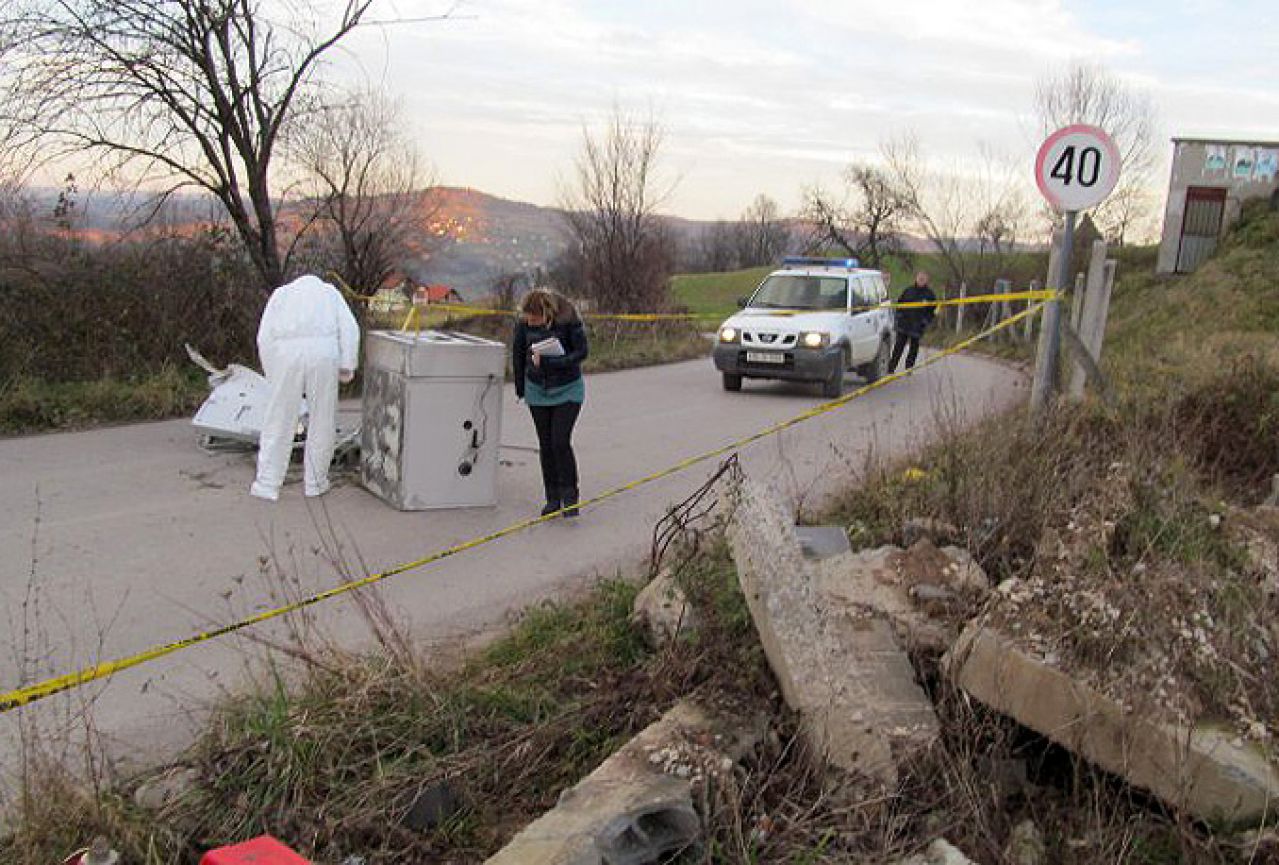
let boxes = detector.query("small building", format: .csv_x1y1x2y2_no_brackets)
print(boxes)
1157,137,1279,274
413,284,464,305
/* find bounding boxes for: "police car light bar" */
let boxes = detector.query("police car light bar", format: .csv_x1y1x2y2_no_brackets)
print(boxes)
781,256,859,269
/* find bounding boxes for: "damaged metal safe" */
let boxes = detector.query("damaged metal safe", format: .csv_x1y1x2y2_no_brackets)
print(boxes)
361,330,505,510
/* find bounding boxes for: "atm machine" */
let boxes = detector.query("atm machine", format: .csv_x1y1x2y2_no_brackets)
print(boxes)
360,330,506,510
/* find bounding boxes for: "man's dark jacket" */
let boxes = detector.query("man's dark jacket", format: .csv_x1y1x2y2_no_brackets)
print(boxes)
894,284,938,338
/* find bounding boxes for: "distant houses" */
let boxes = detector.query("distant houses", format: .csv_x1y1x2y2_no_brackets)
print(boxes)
413,284,464,305
368,275,464,314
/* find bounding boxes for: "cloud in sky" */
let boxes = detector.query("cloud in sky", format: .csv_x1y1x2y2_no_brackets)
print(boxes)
338,0,1279,219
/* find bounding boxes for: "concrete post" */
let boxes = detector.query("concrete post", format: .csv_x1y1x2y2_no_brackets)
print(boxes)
1069,250,1116,399
1024,279,1040,342
1071,271,1086,331
1031,213,1074,415
955,282,967,333
993,279,1010,342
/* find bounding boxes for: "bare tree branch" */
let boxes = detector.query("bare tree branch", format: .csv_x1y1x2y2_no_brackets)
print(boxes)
1035,60,1159,244
288,87,438,295
557,108,676,312
4,0,377,289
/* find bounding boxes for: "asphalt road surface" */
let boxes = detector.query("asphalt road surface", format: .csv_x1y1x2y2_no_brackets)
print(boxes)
0,351,1025,806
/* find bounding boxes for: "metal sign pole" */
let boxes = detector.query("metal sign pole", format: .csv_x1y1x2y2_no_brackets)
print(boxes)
1030,209,1075,415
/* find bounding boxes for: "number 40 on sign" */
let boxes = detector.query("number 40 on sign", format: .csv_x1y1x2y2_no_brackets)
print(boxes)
1035,124,1121,213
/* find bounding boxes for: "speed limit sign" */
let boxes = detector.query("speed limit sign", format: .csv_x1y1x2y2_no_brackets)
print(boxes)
1035,124,1121,211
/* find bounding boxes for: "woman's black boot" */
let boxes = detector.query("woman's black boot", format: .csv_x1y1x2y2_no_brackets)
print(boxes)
541,486,561,517
562,487,580,518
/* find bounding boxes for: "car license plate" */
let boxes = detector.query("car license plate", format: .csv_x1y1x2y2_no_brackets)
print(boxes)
745,351,784,364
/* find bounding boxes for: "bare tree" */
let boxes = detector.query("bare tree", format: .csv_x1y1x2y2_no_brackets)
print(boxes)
560,109,675,313
290,88,436,296
695,220,739,272
882,135,1027,288
801,164,909,269
733,194,790,268
1035,61,1158,244
4,0,375,290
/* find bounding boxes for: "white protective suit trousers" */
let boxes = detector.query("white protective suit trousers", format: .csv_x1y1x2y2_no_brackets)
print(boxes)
252,338,340,499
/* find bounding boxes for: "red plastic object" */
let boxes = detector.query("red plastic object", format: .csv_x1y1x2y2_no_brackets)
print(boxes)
200,836,311,865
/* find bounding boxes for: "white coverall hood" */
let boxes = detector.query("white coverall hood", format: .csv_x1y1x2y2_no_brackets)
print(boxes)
251,275,361,500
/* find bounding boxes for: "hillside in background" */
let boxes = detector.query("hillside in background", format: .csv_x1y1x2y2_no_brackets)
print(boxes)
405,187,570,291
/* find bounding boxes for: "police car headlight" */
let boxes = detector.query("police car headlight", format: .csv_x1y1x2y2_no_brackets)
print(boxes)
719,326,739,343
801,331,829,348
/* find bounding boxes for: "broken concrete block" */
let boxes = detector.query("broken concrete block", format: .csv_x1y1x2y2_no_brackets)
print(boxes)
947,625,1279,825
895,538,988,594
816,547,953,653
484,701,760,865
794,525,852,561
937,545,989,592
631,571,697,647
726,480,938,786
1003,819,1046,865
894,838,977,865
133,766,200,811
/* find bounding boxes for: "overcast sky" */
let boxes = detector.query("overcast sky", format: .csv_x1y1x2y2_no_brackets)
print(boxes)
335,0,1279,220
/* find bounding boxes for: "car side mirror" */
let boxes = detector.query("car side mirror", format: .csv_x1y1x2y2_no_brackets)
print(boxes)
736,296,748,308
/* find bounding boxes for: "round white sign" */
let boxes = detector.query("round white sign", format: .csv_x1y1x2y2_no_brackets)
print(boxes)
1035,124,1121,212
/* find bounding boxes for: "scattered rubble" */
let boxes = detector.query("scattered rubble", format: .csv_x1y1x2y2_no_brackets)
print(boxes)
892,838,977,865
631,570,698,647
814,538,990,653
483,700,761,865
725,480,939,787
1003,819,1045,865
132,766,200,811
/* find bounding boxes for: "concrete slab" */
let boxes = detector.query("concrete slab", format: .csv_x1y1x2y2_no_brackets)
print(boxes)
794,525,852,561
726,480,939,786
948,624,1279,826
484,701,759,865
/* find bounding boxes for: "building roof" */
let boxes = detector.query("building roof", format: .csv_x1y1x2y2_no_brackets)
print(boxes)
415,284,462,302
1172,136,1279,147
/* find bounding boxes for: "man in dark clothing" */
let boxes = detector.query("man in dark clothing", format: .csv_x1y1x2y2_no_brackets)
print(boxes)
890,271,938,372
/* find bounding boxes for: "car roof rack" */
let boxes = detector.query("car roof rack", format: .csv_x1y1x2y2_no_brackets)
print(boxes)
780,256,860,269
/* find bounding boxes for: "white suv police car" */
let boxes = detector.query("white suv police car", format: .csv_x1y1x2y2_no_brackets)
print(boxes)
712,257,894,397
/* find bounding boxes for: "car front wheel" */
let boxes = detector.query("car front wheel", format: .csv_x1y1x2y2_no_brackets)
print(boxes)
722,372,742,392
821,359,843,398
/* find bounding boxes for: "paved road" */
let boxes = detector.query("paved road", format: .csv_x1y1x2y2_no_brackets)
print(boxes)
0,352,1025,805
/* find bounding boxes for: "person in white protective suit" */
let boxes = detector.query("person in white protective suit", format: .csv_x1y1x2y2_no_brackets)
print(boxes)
250,274,360,501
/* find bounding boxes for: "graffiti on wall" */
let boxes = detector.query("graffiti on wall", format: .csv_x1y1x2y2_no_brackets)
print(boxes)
1204,144,1278,183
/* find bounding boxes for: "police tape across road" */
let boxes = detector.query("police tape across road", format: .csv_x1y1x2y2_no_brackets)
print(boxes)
0,302,1046,714
385,290,1057,324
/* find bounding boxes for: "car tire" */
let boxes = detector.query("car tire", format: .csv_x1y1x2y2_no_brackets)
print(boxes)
722,372,742,392
821,359,843,399
859,337,890,383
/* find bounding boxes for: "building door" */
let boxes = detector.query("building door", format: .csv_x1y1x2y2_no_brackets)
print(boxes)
1175,186,1227,273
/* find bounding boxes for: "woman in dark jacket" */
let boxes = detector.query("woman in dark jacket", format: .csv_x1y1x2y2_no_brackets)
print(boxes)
512,289,589,517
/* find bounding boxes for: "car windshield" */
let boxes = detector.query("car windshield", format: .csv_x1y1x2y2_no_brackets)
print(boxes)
749,275,848,311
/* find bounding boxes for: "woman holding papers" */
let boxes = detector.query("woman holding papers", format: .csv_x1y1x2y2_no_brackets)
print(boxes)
512,289,590,517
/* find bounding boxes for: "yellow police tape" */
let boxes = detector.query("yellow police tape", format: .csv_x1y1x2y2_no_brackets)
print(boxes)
0,303,1044,713
407,290,1056,323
